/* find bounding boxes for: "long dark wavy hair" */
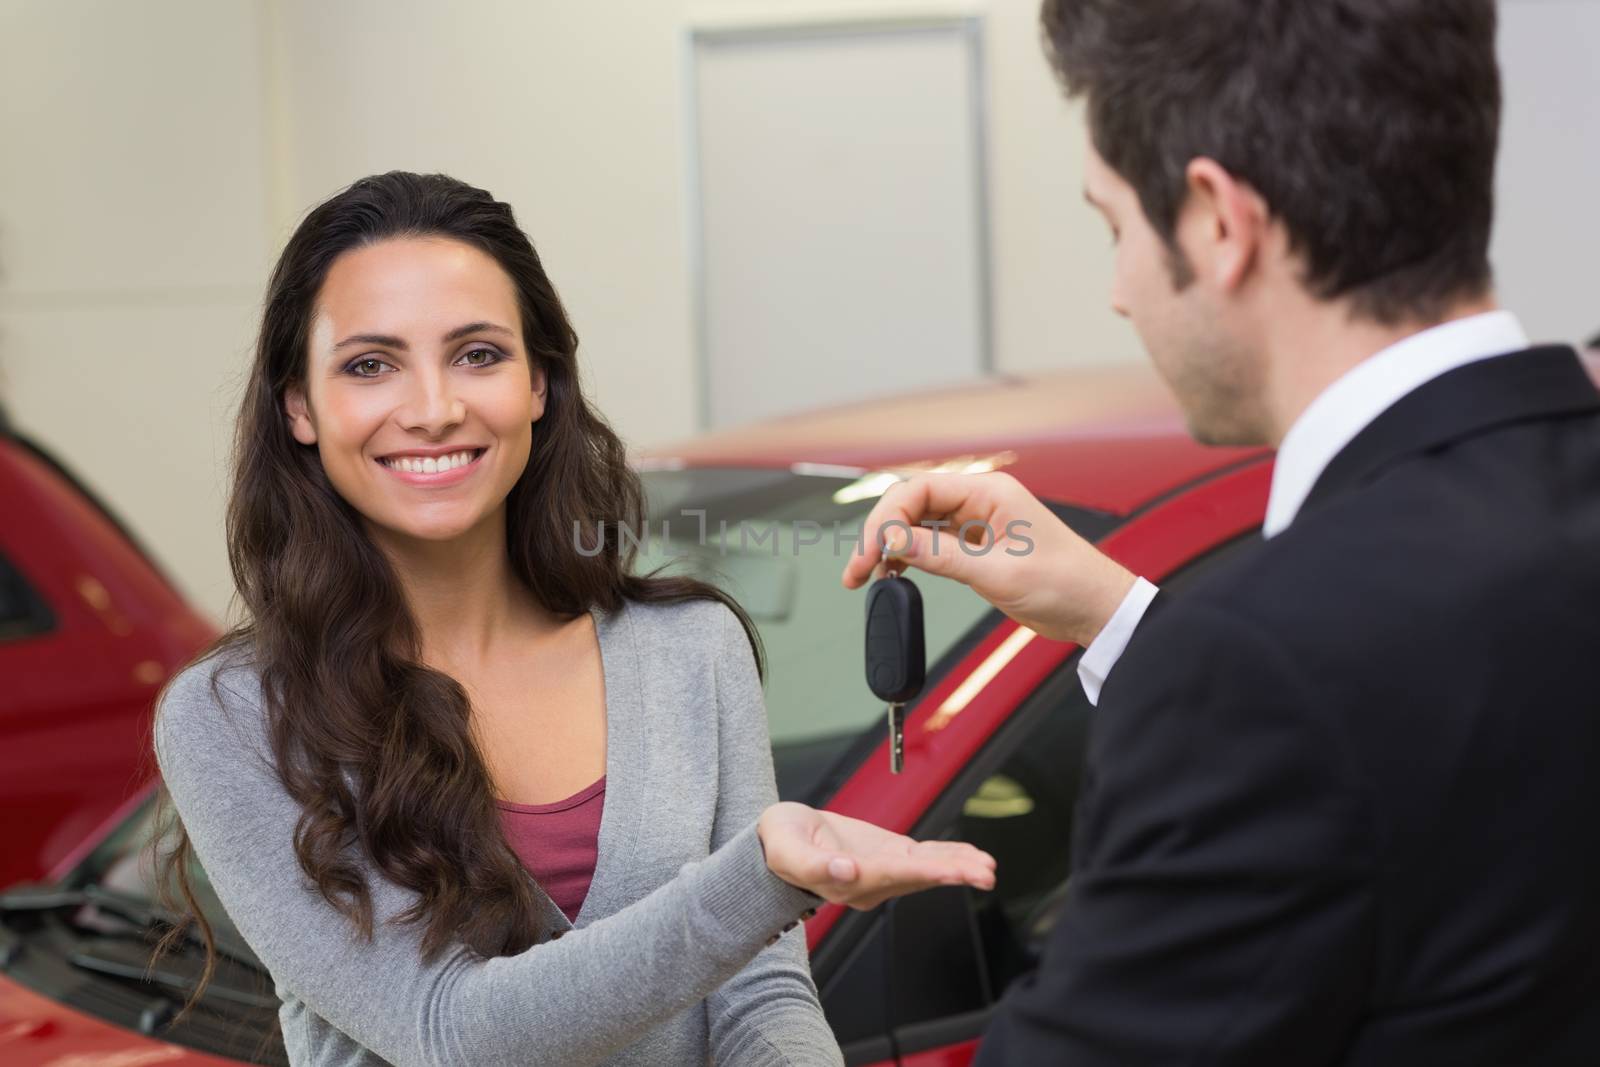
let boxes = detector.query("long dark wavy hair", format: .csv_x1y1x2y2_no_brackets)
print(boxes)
150,171,760,1007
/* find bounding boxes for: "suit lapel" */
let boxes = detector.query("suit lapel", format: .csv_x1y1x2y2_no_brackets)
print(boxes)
1298,345,1600,519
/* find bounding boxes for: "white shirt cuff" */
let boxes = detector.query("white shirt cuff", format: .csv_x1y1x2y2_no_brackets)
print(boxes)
1077,577,1160,706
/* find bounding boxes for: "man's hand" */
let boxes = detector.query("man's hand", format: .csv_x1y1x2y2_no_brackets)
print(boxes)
757,802,997,910
841,471,1136,647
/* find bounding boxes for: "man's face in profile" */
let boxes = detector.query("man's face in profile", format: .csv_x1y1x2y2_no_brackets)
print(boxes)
1081,137,1265,447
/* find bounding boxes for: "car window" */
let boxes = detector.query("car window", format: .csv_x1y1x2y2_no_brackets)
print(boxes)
0,549,55,641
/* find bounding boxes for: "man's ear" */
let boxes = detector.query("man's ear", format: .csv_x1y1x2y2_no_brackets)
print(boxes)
284,385,318,446
1182,157,1268,293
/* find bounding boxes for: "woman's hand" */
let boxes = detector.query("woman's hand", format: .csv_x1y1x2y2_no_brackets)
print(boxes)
757,802,996,910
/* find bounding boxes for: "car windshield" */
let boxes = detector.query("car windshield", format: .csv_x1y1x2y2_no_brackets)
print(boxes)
68,794,245,952
635,466,996,749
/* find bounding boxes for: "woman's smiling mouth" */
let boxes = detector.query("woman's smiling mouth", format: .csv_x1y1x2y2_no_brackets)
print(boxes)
376,447,487,486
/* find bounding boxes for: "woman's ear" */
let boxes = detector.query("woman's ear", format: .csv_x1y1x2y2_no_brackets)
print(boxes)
284,386,318,446
530,365,549,423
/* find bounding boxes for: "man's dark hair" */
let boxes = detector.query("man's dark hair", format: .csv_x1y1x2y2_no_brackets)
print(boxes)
1042,0,1501,324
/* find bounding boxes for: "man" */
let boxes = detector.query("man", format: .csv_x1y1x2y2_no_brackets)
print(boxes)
842,1,1600,1062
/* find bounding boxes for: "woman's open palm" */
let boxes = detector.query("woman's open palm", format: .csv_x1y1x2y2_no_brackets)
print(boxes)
758,801,996,910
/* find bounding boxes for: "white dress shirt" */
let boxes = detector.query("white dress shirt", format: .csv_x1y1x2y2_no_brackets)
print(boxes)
1076,310,1531,705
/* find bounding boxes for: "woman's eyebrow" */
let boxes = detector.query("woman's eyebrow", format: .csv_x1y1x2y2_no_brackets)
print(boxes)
333,332,407,352
331,322,515,352
441,321,515,344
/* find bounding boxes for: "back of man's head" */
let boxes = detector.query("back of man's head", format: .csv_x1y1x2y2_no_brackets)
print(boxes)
1041,0,1500,327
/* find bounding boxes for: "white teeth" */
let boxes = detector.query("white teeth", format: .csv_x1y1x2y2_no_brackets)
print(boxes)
381,450,479,474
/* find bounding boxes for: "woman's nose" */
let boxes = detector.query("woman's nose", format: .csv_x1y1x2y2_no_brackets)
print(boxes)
398,367,466,434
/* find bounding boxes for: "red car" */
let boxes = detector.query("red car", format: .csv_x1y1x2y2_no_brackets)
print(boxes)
0,407,216,890
0,365,1271,1066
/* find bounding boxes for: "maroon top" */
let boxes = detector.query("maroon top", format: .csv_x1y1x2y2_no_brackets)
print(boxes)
497,776,606,923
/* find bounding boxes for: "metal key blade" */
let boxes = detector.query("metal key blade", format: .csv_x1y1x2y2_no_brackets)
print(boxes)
888,703,906,773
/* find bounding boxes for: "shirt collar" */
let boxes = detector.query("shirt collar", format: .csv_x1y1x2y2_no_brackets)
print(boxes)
1263,310,1530,539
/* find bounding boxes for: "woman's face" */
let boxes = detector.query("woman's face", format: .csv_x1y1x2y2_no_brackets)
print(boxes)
284,236,545,548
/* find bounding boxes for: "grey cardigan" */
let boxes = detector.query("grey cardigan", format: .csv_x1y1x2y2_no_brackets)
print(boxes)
154,596,844,1066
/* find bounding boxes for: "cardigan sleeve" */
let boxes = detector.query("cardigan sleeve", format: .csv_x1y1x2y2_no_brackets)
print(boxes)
703,605,844,1067
154,647,819,1067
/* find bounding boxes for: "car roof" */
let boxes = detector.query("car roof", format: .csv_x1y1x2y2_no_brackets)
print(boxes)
643,363,1267,514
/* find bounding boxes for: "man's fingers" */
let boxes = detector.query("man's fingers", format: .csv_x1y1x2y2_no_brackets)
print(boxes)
841,492,903,588
877,524,972,584
843,474,998,589
891,471,1008,521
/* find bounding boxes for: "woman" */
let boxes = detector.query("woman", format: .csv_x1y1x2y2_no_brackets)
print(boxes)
152,171,995,1066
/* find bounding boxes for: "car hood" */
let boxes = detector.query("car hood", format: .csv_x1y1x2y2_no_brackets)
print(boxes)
0,973,239,1066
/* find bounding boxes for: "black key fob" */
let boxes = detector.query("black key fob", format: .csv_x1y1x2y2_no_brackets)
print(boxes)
865,574,926,704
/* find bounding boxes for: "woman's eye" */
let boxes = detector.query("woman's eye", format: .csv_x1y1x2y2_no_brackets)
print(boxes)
457,347,503,368
347,358,390,378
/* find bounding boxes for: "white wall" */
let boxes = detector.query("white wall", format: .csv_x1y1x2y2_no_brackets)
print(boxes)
0,0,275,621
1493,0,1600,347
693,21,991,427
265,0,1137,442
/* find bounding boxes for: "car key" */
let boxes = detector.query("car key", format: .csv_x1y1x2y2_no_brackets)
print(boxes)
864,570,926,773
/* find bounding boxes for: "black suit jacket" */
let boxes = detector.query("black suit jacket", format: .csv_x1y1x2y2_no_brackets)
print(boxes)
976,346,1600,1066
